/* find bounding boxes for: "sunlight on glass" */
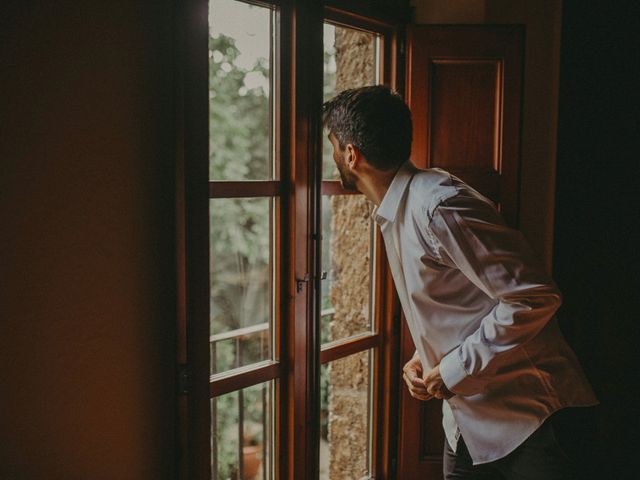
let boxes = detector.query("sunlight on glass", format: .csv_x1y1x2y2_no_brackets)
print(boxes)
209,0,274,180
320,350,373,480
322,23,380,180
323,24,337,103
320,194,376,346
320,22,380,345
210,197,274,375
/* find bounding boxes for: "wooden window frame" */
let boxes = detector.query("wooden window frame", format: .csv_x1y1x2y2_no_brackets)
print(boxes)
319,9,404,479
176,1,410,479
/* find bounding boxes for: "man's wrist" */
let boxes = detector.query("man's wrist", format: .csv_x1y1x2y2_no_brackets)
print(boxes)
439,348,467,393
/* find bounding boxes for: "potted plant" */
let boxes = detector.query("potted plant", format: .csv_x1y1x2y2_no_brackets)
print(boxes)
242,422,263,480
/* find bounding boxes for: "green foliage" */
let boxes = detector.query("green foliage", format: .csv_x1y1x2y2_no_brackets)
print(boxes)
209,32,271,479
215,392,239,479
209,34,270,181
209,33,271,333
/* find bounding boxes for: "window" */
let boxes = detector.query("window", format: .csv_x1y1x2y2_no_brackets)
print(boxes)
319,20,381,480
208,1,278,478
177,1,407,478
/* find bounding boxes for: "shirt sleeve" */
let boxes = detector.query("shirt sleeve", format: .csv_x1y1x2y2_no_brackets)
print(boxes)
429,192,562,397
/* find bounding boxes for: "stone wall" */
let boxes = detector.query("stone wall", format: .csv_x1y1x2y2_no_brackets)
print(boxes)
327,27,376,480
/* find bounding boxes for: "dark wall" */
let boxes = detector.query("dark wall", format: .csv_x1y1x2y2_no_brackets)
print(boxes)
553,1,639,478
0,1,177,478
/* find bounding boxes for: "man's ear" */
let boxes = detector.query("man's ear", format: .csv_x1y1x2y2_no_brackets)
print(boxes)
345,143,362,169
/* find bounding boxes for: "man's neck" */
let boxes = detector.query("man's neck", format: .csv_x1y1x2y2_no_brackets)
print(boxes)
357,165,400,206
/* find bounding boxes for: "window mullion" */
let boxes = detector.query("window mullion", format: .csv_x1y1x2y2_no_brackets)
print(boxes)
288,1,325,479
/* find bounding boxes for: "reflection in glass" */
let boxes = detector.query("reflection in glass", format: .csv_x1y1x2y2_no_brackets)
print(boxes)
210,197,274,375
212,381,273,480
209,0,274,180
320,350,374,480
322,23,380,179
320,195,376,346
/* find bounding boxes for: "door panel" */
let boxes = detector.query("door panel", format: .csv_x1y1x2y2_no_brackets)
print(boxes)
408,25,523,223
430,59,501,171
398,25,524,479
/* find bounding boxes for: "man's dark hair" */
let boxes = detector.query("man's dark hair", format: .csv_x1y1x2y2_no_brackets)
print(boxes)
322,85,412,171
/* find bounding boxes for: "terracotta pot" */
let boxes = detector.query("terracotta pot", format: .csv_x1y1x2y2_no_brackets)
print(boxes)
242,445,262,480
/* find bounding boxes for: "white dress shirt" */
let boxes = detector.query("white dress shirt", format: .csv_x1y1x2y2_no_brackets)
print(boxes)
373,161,597,465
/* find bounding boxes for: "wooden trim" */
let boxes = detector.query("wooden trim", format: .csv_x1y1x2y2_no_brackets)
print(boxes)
376,235,402,480
209,180,281,198
245,0,286,8
175,0,189,478
210,361,282,397
209,322,269,343
325,9,395,32
182,0,212,478
325,1,411,26
379,19,393,88
275,2,292,479
175,6,187,370
320,333,381,364
288,1,324,479
379,23,403,480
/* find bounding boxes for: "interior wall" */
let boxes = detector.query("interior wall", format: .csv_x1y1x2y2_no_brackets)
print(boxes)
412,0,485,23
553,0,639,477
411,0,562,272
0,1,177,479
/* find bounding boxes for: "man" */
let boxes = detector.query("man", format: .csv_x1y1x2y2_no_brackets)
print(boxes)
323,85,598,480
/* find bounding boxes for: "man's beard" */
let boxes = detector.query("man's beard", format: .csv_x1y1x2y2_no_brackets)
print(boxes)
337,160,358,191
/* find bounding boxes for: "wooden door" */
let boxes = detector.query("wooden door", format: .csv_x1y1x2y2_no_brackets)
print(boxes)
398,25,524,479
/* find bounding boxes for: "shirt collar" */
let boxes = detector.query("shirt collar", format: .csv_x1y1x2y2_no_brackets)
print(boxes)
372,161,418,225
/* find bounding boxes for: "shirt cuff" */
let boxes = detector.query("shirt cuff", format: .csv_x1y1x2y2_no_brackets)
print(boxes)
439,347,487,396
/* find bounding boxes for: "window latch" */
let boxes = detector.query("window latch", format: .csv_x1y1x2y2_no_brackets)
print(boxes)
295,274,310,293
177,364,189,395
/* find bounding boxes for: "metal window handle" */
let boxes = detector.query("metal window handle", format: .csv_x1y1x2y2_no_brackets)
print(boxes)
295,272,328,293
295,274,309,293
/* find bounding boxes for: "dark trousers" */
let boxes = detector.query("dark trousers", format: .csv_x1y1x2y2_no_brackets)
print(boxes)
443,408,597,480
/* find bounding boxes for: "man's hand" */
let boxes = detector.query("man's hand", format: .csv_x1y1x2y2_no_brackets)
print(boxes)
402,355,432,401
423,365,454,400
403,355,455,401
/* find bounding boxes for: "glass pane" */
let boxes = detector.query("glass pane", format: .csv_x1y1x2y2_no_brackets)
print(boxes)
322,23,380,179
320,350,374,480
320,194,376,345
210,197,274,375
212,381,274,480
209,0,275,180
